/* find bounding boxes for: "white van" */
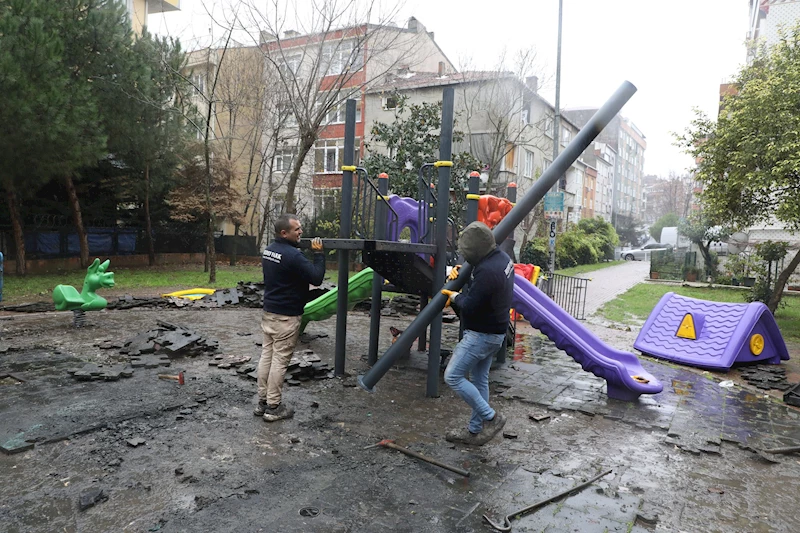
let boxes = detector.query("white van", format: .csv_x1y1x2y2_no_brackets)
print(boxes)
661,227,678,249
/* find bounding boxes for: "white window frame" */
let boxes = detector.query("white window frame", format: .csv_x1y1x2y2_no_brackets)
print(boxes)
274,148,296,173
278,54,301,77
325,102,362,125
523,150,534,178
544,115,554,138
323,40,363,76
191,73,205,96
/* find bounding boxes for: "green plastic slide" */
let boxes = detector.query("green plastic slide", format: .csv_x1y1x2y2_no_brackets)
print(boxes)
300,268,375,333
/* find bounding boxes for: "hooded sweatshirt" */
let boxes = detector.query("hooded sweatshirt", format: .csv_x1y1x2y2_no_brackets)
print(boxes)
451,222,514,334
262,237,325,316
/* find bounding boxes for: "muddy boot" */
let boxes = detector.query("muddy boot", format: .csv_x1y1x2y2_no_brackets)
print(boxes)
446,428,482,446
481,412,506,442
253,400,276,417
263,403,294,422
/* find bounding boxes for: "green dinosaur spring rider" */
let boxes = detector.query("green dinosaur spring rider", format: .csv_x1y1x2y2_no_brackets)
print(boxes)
53,258,115,326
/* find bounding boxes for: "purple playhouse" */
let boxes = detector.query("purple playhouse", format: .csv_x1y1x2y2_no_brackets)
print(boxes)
634,292,789,371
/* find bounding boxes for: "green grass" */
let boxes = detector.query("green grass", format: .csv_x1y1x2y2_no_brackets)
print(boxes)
555,260,625,277
598,284,800,342
1,265,264,303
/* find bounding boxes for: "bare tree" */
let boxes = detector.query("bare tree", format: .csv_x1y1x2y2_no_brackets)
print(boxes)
240,0,436,214
456,48,550,194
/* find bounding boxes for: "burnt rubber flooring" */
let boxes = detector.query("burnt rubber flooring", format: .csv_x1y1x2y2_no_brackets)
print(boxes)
1,307,800,533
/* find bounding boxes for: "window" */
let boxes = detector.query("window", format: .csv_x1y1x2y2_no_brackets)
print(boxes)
323,40,363,76
383,95,399,110
195,117,206,141
521,109,529,125
191,73,205,96
523,150,534,178
314,139,359,173
561,128,571,145
278,54,301,77
313,189,340,217
274,148,296,172
543,159,551,172
277,103,297,127
544,115,554,137
325,102,362,124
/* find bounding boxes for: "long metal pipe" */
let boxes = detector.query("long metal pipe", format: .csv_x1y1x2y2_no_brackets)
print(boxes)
335,99,357,376
358,81,637,393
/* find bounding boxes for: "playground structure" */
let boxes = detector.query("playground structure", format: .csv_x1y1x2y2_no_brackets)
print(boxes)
298,82,665,401
53,258,115,327
634,292,789,371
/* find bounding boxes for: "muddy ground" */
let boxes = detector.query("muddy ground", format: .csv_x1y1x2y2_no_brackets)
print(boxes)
2,301,800,533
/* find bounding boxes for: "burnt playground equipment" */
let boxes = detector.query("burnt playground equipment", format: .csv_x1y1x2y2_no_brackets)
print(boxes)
303,82,638,398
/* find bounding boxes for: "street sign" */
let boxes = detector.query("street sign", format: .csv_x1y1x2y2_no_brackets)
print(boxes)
544,191,564,219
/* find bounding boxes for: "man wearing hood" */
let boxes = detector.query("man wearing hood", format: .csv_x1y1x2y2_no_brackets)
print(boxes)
255,214,325,422
441,221,514,445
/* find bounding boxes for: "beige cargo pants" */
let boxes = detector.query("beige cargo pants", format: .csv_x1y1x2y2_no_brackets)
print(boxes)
257,311,302,406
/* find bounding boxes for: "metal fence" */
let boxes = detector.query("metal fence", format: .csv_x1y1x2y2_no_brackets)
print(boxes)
538,272,589,320
650,250,697,281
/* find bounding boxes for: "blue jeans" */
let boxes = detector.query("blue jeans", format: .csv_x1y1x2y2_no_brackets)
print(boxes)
444,329,505,434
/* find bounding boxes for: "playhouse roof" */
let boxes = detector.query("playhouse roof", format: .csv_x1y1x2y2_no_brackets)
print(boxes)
633,292,789,371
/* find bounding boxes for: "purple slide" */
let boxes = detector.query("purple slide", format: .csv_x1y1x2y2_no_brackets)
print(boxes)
386,195,424,243
512,275,663,401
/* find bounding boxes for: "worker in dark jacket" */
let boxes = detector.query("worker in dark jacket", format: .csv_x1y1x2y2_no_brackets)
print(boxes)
255,214,325,422
441,221,514,445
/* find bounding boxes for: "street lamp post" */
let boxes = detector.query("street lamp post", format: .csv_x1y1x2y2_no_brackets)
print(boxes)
548,0,564,274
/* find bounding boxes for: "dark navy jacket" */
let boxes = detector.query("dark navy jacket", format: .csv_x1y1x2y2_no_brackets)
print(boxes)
451,248,514,335
262,238,325,316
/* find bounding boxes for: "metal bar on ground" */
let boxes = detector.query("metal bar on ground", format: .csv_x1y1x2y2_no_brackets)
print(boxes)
335,99,357,376
374,439,470,477
357,81,638,393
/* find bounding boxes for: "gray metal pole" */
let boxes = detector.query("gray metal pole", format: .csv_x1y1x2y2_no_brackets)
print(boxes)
357,81,637,393
425,87,454,398
335,99,357,376
367,173,389,365
494,182,517,366
549,0,564,274
466,171,480,224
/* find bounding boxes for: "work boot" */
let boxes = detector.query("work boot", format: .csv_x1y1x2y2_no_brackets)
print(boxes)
481,412,506,441
253,400,276,417
263,403,294,422
445,428,495,446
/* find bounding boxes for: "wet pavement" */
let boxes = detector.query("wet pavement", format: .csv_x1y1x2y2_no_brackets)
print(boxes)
1,275,799,532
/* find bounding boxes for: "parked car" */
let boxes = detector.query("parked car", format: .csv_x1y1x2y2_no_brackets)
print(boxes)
620,243,673,261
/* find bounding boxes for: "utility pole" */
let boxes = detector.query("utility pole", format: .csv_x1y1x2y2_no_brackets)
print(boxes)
547,0,564,274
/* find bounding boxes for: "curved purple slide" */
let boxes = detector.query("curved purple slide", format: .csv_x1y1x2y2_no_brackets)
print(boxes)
386,195,424,243
512,275,662,401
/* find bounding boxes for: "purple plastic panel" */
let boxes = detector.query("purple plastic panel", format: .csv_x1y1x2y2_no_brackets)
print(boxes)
386,195,424,243
512,275,662,401
634,292,790,371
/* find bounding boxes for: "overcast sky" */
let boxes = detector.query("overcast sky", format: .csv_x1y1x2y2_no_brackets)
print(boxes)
150,0,750,178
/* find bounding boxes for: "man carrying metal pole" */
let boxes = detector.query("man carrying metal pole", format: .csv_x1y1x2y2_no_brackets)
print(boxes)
441,221,514,445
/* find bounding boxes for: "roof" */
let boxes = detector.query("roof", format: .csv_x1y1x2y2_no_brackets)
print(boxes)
366,71,511,93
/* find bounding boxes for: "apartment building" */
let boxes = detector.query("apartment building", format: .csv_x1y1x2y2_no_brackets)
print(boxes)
259,18,454,224
124,0,180,37
365,71,584,242
563,109,646,227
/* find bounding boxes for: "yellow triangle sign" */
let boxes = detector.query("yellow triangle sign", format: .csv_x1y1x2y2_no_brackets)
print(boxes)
676,314,697,340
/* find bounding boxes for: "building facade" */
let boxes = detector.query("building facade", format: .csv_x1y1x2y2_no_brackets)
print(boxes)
258,18,454,231
125,0,180,36
563,109,646,228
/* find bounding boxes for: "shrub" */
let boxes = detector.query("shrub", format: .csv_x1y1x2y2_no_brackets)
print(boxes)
520,237,549,267
557,227,598,268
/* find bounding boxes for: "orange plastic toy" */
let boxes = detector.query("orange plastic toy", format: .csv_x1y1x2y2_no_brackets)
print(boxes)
477,195,514,229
